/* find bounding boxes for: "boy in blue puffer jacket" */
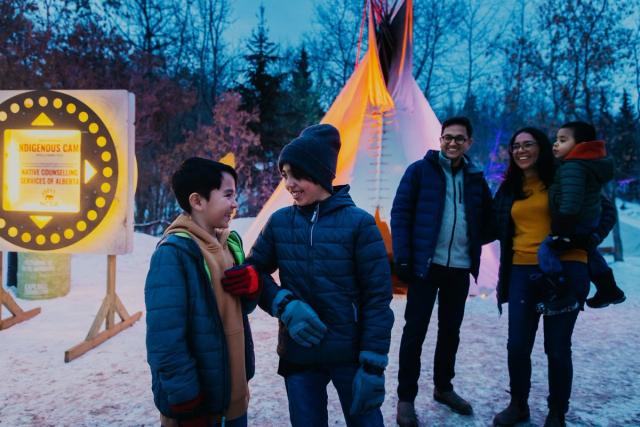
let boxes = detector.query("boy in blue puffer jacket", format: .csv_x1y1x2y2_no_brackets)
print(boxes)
229,124,394,427
145,158,260,427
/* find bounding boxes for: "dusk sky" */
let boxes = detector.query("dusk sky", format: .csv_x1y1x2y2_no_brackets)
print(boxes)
228,0,315,47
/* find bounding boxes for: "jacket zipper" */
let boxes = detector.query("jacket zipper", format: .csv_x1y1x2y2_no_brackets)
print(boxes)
446,172,458,266
310,204,319,246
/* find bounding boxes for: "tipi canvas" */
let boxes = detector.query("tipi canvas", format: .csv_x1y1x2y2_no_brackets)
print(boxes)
242,0,499,293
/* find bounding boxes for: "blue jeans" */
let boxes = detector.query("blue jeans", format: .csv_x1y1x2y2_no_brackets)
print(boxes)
284,364,384,427
507,262,589,413
219,414,246,427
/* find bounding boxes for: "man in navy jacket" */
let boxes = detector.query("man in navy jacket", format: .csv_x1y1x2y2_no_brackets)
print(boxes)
392,116,494,426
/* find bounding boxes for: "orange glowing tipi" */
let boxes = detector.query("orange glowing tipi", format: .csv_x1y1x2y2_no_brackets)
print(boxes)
242,0,499,291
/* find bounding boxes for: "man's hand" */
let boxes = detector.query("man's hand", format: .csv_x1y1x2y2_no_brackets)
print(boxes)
395,263,412,284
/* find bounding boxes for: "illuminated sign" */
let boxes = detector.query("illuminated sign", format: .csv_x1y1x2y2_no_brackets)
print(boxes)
4,129,82,213
0,90,134,253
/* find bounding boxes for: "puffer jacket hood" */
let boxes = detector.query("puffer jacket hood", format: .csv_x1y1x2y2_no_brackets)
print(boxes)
564,140,614,185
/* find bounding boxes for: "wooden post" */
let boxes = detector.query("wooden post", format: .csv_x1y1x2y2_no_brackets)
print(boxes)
0,251,41,331
64,255,142,362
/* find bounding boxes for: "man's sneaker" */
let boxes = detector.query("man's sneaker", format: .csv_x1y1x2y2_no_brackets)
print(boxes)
396,401,418,427
586,287,626,308
493,399,530,426
433,388,473,415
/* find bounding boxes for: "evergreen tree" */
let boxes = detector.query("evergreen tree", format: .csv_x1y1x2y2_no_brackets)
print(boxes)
238,5,286,159
283,46,323,136
612,90,640,201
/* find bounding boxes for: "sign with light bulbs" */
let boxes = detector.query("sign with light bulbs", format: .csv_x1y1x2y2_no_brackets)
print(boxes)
0,90,135,254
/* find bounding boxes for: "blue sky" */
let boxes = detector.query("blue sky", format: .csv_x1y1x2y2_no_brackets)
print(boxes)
228,0,315,47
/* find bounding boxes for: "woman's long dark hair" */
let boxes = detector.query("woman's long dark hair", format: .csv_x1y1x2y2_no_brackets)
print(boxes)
500,127,555,200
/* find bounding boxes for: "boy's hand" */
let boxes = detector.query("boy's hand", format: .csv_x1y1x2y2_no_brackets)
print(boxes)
177,416,208,427
547,235,573,252
280,299,327,347
350,351,387,415
170,394,207,427
221,264,261,298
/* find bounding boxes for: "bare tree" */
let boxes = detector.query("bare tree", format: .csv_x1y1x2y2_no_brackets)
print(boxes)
528,0,632,123
497,0,528,113
191,0,233,108
633,19,640,118
307,0,363,106
412,0,461,99
459,0,500,108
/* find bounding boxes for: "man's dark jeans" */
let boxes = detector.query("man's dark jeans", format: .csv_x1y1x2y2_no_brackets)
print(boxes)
397,264,470,402
507,262,589,413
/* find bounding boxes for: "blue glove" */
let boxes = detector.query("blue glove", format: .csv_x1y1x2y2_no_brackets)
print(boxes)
537,236,563,275
350,351,387,415
272,290,327,348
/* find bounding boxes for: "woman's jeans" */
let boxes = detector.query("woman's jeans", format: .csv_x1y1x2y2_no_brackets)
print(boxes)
284,364,384,427
507,262,589,413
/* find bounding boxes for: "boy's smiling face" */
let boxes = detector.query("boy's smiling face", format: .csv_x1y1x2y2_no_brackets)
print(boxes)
281,164,330,206
190,171,237,232
554,127,577,159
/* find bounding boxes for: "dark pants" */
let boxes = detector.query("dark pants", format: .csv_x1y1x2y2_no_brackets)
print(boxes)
507,262,589,413
284,364,384,427
397,264,470,402
588,248,609,277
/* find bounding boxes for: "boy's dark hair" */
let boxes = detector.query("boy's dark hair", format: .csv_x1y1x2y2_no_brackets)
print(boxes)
559,121,596,143
280,163,320,186
171,157,237,213
441,116,473,138
501,127,555,200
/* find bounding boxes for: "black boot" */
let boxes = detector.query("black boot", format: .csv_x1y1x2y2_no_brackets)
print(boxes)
543,409,566,427
587,269,626,308
493,397,530,426
433,388,473,415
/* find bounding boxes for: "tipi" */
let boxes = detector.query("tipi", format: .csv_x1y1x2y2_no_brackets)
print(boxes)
242,0,499,292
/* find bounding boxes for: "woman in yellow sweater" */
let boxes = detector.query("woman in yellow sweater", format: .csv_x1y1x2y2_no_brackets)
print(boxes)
491,127,591,427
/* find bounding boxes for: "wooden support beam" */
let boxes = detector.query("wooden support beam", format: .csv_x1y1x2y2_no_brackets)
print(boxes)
64,311,142,363
0,251,41,331
64,255,141,362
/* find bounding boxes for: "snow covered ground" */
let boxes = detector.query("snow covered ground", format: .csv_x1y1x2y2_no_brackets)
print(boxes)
1,203,639,427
